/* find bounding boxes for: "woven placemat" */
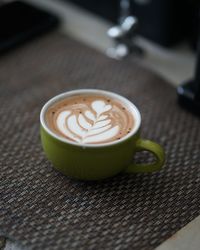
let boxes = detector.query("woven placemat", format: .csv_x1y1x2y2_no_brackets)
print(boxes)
0,32,200,250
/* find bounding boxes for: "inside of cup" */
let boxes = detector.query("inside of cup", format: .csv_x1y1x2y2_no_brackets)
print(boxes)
40,89,141,147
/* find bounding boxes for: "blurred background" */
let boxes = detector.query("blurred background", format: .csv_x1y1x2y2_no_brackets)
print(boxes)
1,0,200,86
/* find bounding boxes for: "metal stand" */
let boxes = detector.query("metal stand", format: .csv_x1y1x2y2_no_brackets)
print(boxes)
106,0,143,59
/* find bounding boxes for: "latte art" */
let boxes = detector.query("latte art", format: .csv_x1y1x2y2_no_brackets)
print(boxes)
46,94,134,144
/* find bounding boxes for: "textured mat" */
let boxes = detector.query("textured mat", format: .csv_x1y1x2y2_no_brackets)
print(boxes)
0,33,200,250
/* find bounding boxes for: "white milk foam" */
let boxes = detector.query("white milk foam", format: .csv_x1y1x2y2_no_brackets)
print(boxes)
56,100,119,143
46,94,135,144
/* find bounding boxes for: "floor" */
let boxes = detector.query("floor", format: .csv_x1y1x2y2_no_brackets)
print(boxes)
1,0,199,249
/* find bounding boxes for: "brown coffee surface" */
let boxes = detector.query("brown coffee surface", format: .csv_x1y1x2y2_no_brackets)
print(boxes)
45,94,134,144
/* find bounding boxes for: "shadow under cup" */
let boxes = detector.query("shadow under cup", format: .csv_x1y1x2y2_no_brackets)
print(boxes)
40,89,165,180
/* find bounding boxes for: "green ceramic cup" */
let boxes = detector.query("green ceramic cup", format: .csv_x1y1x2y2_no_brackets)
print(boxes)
40,89,165,180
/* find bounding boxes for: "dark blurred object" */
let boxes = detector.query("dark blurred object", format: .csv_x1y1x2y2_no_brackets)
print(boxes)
177,12,200,116
0,1,59,53
130,0,189,47
187,0,200,50
66,0,119,23
66,0,199,47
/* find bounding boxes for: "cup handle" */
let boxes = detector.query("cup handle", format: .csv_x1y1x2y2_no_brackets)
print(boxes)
125,139,165,173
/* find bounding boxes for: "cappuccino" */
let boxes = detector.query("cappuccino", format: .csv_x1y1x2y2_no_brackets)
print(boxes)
45,94,134,144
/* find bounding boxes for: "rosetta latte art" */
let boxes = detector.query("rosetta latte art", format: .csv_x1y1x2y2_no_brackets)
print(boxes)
46,95,134,144
56,100,119,143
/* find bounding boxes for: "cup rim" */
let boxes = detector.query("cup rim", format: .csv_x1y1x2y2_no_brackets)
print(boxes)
40,89,141,148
